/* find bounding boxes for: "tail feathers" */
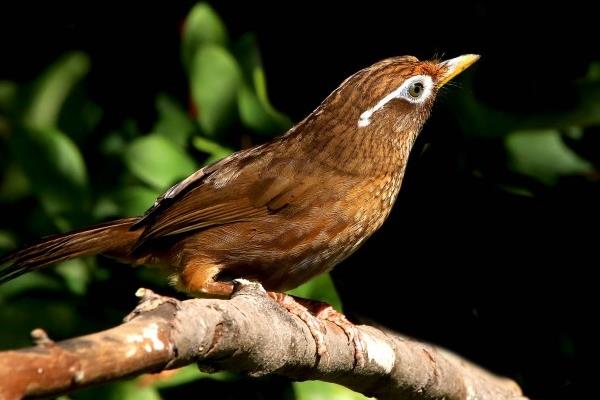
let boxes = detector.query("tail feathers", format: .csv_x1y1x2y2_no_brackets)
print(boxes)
0,218,140,284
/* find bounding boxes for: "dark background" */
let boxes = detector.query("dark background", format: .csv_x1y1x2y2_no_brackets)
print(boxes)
1,2,598,399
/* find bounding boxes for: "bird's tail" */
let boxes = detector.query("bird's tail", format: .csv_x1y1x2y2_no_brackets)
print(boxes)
0,218,142,284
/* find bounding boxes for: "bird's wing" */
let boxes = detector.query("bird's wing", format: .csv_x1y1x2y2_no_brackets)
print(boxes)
131,144,314,249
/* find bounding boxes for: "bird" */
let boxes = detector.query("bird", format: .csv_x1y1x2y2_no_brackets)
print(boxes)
0,53,478,359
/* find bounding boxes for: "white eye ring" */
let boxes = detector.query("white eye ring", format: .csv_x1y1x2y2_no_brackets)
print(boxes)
358,75,433,127
397,75,433,104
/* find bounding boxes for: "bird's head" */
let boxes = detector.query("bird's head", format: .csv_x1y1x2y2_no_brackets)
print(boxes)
356,54,479,129
308,54,480,150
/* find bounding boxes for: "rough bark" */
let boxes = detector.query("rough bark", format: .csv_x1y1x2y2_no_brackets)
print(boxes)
0,281,527,400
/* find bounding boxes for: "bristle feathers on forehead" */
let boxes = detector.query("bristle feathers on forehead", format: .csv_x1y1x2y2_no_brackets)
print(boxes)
414,62,445,78
356,57,445,87
349,57,425,92
367,55,420,68
360,56,420,77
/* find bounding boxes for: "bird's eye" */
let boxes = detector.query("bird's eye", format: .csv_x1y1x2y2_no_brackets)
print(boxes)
408,82,424,98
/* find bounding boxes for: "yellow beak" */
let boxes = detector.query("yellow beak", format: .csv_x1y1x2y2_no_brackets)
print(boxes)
437,54,480,87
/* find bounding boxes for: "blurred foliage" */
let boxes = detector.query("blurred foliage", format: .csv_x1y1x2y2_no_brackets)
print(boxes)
451,62,600,193
0,2,598,399
0,3,348,399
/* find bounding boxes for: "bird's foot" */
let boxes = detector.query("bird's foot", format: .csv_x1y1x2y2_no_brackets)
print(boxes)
267,292,365,366
267,292,328,358
310,302,365,367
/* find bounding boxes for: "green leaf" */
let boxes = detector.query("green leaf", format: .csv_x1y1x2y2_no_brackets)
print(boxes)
294,381,371,400
288,273,343,312
586,61,600,81
100,132,128,157
0,297,83,349
0,272,61,303
154,94,195,147
0,230,16,252
121,119,143,141
55,258,91,295
237,85,288,135
233,33,262,88
192,136,233,165
505,129,594,185
190,45,242,136
125,134,197,190
58,87,103,142
0,164,30,202
182,2,228,72
151,366,234,389
100,120,143,157
92,196,121,220
75,380,162,400
0,80,18,110
115,185,162,216
234,34,291,134
25,52,90,129
11,126,90,219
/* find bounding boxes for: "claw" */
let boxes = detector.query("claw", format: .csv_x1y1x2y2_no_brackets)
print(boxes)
268,292,328,360
267,292,365,366
315,305,365,367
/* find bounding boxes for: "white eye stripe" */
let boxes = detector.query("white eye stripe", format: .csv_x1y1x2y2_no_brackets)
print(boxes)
358,75,433,127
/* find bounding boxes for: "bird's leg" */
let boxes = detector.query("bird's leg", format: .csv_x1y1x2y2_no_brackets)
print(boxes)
179,266,364,364
267,292,328,358
267,292,365,366
178,264,234,298
289,296,365,367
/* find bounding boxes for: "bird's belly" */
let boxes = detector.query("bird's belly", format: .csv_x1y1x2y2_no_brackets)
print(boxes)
210,216,373,292
178,181,398,292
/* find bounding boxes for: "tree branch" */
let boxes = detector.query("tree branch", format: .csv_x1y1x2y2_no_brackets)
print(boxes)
0,281,527,400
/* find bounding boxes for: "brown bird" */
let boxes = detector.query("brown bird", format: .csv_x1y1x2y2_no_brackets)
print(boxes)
0,54,478,358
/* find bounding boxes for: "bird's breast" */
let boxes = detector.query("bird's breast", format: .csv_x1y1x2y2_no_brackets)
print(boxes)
192,170,407,292
276,170,406,283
